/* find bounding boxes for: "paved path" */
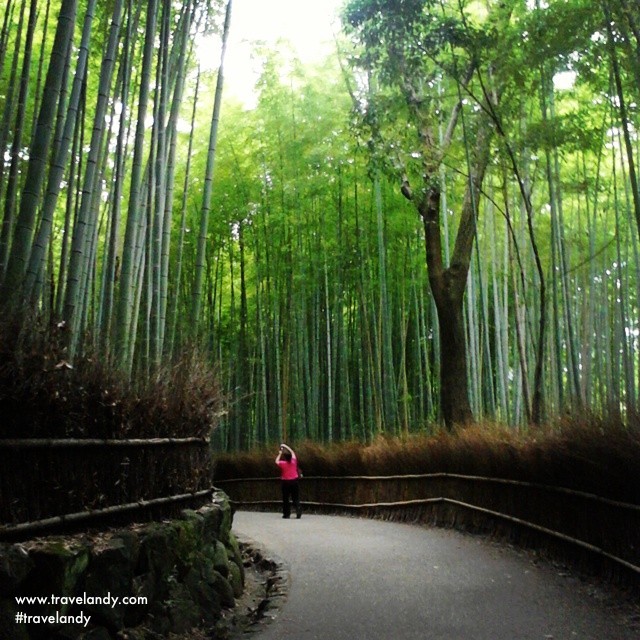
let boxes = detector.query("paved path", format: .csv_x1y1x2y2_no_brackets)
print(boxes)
233,511,637,640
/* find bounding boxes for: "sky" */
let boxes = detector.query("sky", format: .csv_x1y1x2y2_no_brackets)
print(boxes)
202,1,577,105
200,0,346,106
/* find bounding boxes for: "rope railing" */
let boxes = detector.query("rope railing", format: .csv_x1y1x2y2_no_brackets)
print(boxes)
223,495,640,577
225,498,443,509
0,437,210,448
214,473,640,512
442,498,640,576
216,473,640,581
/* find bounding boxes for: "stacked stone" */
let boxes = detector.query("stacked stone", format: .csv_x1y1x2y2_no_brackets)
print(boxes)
0,491,244,639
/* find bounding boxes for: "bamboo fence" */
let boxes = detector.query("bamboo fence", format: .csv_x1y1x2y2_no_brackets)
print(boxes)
215,473,640,582
0,437,213,535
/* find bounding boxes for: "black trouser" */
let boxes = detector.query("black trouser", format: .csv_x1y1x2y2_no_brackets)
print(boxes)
281,479,301,518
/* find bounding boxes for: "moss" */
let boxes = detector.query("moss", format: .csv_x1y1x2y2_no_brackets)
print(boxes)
212,543,230,577
25,542,89,616
228,562,244,599
84,537,136,629
210,571,235,609
1,495,243,639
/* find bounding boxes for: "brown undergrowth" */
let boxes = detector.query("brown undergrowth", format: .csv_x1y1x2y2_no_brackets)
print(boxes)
214,416,640,504
0,314,223,439
0,314,224,526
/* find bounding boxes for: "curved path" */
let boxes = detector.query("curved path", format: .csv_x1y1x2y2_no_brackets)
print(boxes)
233,511,637,640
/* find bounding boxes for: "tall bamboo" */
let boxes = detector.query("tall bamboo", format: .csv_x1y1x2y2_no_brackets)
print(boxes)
0,0,37,282
25,0,94,302
191,0,232,328
63,0,122,356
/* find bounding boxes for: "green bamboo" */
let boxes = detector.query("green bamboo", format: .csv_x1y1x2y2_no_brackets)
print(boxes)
191,0,232,328
0,0,37,283
115,0,159,370
25,0,95,303
63,0,122,356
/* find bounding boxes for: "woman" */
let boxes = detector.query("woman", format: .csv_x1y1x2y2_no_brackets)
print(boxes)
275,443,302,519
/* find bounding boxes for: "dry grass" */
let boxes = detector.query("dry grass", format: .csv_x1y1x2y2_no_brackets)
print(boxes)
0,314,222,526
214,416,640,504
0,314,223,439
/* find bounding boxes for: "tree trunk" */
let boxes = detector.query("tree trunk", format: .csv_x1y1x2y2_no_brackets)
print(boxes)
433,280,473,426
416,184,473,428
405,101,494,428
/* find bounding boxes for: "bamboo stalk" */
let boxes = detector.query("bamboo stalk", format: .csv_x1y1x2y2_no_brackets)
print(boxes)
0,489,213,538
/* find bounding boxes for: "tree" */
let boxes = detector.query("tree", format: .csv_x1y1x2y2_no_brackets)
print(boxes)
342,0,516,427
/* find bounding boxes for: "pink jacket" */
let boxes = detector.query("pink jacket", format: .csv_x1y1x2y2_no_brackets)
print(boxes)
277,454,299,481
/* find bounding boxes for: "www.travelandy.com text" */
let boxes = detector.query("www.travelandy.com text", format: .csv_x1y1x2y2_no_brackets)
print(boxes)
14,592,148,628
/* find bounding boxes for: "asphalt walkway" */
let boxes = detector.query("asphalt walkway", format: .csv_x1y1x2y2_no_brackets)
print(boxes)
233,511,638,640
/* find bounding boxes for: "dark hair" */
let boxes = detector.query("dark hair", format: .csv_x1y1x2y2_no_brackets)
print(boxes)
282,451,292,462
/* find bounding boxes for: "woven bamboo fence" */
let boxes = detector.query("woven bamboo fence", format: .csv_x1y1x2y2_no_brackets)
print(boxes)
215,473,640,582
0,438,213,540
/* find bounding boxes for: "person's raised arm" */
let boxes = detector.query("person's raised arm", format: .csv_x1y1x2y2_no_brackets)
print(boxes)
280,443,296,458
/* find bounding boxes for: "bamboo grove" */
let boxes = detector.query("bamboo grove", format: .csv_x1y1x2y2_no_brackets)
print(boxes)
0,0,639,448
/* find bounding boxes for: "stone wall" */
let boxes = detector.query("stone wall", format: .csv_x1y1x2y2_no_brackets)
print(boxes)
0,491,244,640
